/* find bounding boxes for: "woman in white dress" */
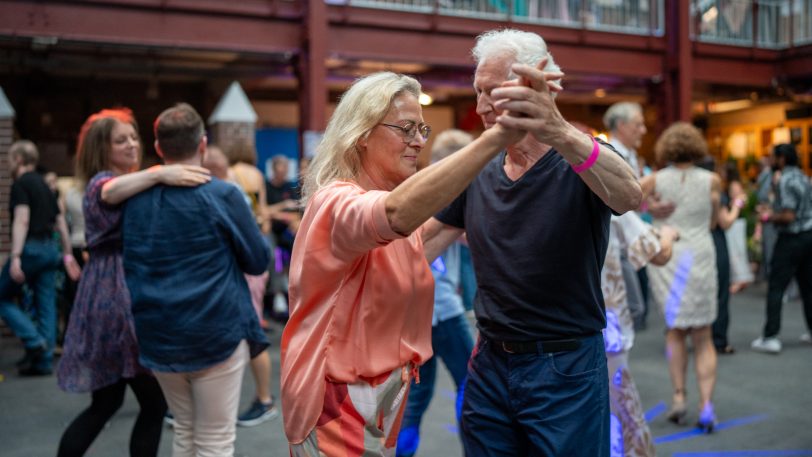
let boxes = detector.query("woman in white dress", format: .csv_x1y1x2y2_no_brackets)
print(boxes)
641,122,721,433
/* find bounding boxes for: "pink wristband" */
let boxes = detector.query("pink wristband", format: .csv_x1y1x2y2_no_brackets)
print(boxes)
63,254,73,263
572,136,600,174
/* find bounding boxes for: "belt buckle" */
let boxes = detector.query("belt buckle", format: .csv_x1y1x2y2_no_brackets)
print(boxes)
501,341,515,354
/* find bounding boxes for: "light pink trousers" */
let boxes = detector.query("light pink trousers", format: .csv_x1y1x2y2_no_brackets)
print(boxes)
155,340,249,457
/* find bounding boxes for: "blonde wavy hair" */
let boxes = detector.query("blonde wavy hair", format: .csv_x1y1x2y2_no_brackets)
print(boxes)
301,71,421,204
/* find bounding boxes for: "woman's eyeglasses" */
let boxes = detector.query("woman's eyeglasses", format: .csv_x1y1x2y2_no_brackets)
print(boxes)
379,121,432,143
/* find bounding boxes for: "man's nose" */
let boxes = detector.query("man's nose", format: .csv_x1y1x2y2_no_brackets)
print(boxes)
476,94,494,115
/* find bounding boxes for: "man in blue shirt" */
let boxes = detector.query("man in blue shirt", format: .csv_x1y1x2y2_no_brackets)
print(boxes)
122,103,270,456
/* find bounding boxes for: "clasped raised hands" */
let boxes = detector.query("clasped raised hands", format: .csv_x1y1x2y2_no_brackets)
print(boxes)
491,58,566,145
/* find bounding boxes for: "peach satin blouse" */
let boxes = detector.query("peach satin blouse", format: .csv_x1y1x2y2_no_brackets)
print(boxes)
280,181,434,444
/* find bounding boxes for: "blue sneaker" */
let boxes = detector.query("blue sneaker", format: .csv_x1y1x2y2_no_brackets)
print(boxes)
396,425,420,457
237,398,279,427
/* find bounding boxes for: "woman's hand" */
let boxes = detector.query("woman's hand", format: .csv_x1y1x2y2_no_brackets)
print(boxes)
485,122,526,148
154,165,212,187
63,254,82,281
659,225,680,242
729,181,746,201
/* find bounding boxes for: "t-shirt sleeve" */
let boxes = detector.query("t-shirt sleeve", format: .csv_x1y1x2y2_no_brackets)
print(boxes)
313,183,403,261
435,188,467,229
9,181,30,211
776,175,804,213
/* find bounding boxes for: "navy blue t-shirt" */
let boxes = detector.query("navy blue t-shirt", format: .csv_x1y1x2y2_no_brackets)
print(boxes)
436,148,611,341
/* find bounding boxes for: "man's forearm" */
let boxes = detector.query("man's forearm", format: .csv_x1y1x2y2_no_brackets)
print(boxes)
770,210,796,225
552,128,642,214
56,214,73,255
10,217,28,257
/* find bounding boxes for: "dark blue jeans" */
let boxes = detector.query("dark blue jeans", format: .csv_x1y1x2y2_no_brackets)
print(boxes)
462,333,609,457
459,245,477,312
397,314,474,455
0,238,60,370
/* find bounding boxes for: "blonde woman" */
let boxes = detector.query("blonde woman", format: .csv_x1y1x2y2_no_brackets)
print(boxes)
281,72,524,456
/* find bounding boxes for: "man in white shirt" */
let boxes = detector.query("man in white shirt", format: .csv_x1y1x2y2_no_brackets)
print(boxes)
603,102,646,178
603,102,656,331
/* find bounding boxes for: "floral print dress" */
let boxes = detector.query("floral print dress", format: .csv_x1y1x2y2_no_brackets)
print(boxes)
57,171,150,393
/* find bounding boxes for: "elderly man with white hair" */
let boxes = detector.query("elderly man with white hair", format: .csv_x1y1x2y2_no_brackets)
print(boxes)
423,29,642,456
603,101,647,178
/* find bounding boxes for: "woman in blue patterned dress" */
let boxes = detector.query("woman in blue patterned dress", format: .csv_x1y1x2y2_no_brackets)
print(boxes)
56,108,211,456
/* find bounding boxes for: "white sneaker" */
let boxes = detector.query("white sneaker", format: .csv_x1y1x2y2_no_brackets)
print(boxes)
751,336,782,354
800,332,811,344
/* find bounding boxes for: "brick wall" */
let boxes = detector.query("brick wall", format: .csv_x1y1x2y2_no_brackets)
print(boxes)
0,117,12,260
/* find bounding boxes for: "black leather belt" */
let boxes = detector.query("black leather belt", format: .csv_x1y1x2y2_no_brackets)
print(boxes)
493,338,582,354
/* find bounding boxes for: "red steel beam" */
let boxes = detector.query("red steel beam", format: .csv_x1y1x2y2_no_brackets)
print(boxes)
1,1,805,91
692,57,777,86
0,0,301,54
298,0,328,138
779,44,812,79
327,26,664,79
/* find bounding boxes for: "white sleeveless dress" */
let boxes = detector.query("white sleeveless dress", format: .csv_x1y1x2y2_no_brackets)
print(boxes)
648,166,718,329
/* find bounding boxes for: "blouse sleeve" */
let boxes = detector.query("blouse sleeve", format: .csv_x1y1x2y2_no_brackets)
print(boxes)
310,182,404,262
616,211,662,271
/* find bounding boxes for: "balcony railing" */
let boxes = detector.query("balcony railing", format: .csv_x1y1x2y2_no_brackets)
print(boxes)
336,0,665,36
332,0,812,48
692,0,812,48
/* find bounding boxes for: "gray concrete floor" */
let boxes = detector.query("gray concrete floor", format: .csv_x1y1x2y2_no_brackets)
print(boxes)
1,281,811,456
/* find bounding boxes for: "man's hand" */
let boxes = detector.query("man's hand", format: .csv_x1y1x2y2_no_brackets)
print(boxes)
155,165,212,187
10,257,25,283
648,193,676,219
490,59,566,145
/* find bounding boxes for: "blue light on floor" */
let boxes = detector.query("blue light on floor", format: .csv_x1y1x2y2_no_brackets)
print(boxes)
672,450,812,457
654,414,770,444
645,401,667,422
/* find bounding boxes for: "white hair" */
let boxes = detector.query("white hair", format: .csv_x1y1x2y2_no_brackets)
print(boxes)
603,102,643,132
472,29,562,80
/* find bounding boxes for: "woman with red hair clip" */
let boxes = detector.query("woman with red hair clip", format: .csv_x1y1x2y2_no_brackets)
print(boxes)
56,108,210,457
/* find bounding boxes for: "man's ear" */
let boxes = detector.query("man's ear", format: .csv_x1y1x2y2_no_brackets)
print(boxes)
154,140,165,160
199,135,208,159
